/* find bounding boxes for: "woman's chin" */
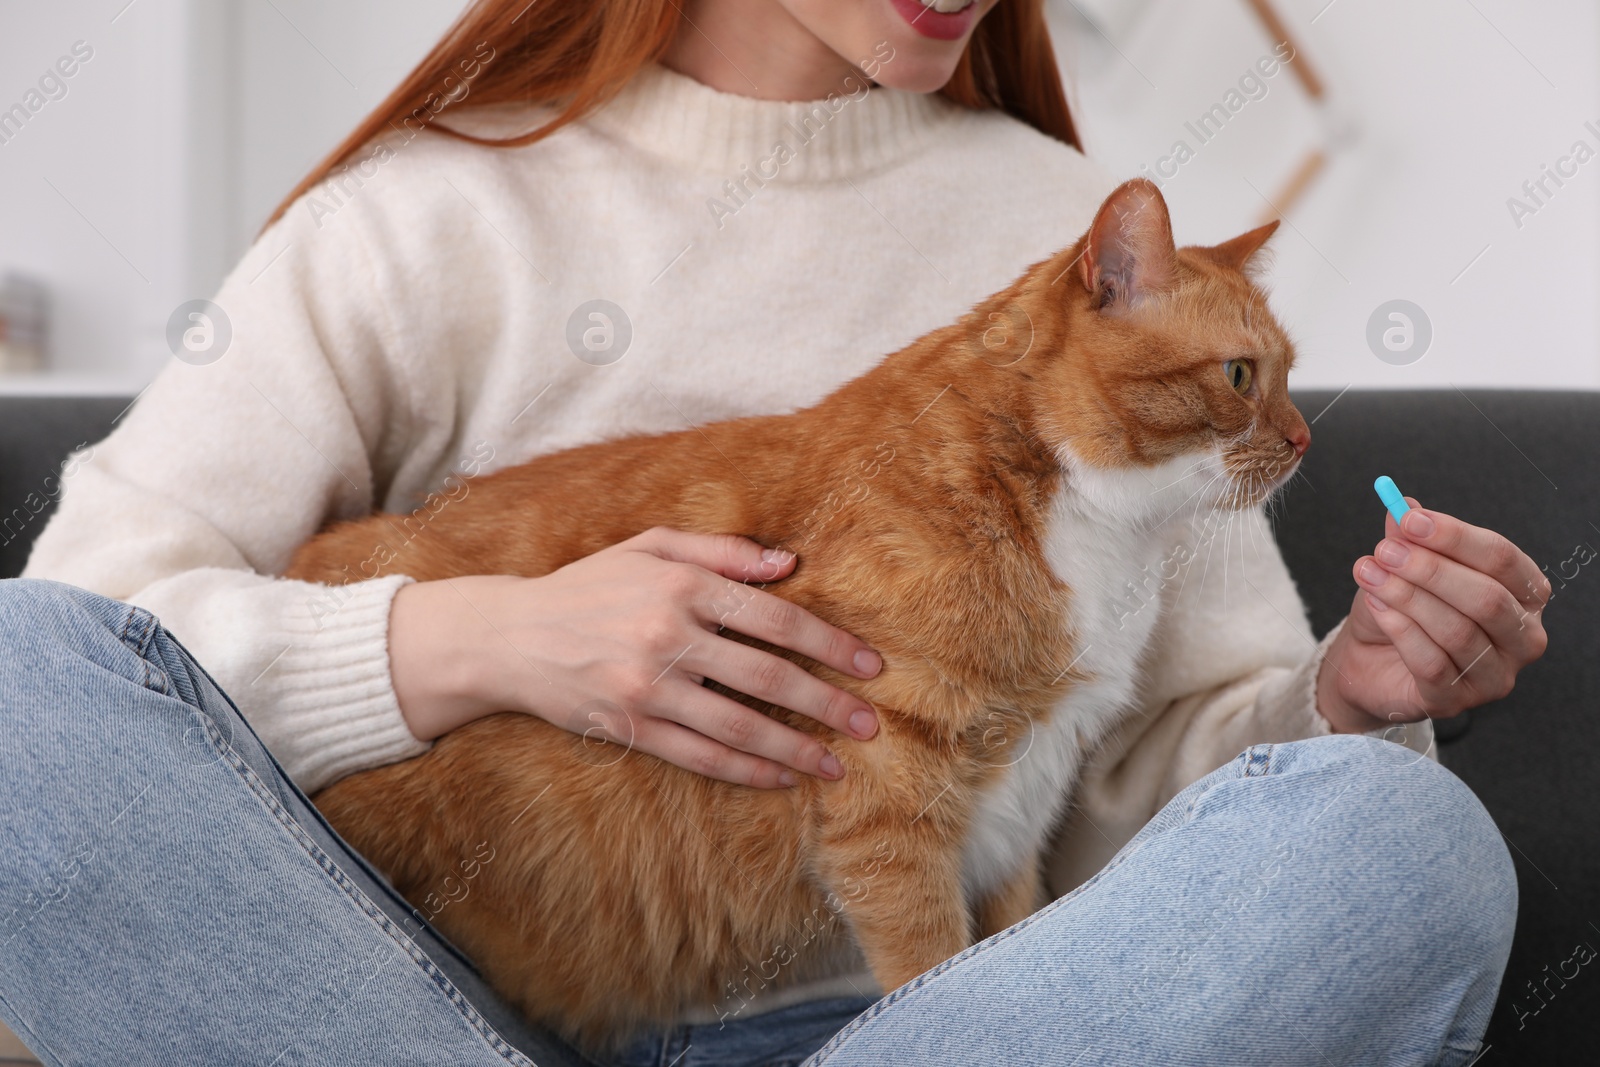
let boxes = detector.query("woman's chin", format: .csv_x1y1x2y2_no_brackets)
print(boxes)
866,54,965,93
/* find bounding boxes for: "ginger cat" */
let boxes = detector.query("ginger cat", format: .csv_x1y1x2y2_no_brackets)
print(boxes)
288,178,1310,1050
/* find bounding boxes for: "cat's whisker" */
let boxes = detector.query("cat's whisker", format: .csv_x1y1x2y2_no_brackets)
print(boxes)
1243,489,1260,558
1224,507,1249,606
1221,507,1234,607
1148,464,1230,530
1195,500,1228,594
1205,468,1235,508
1247,476,1270,558
1271,464,1308,521
1170,509,1213,606
1146,452,1222,494
1146,465,1204,498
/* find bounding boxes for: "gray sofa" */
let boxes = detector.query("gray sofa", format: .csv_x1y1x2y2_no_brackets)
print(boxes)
1,389,1594,1062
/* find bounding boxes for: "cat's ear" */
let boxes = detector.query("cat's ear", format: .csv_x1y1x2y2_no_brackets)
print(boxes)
1196,220,1280,275
1078,178,1176,312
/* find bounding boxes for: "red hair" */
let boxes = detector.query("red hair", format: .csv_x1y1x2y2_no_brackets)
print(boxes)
265,0,1079,231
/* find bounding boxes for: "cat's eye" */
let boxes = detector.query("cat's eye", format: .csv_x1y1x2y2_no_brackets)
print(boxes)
1223,359,1253,396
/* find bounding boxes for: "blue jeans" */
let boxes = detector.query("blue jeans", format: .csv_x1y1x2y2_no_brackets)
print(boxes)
0,578,1514,1066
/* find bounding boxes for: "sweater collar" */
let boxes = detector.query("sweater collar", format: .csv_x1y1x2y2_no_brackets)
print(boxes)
584,62,956,181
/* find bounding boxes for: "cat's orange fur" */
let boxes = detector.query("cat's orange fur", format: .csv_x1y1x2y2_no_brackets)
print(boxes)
288,180,1310,1049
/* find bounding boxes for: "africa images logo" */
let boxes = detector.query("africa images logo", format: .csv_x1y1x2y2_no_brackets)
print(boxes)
565,299,632,366
1365,300,1432,367
166,300,231,366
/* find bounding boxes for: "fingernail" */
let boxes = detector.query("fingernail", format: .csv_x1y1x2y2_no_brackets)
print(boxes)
853,649,882,677
1366,591,1389,612
761,547,795,565
849,708,877,739
777,770,797,787
819,753,844,779
1402,511,1435,538
1376,539,1409,567
1358,559,1388,586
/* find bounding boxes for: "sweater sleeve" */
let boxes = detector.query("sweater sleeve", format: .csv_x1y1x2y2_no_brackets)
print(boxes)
21,197,440,794
1043,507,1436,897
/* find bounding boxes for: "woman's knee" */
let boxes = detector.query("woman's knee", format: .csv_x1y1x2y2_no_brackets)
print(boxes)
1263,734,1517,982
0,578,172,747
0,577,150,658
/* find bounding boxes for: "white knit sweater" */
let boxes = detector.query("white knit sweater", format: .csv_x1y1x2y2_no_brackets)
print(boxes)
23,61,1430,994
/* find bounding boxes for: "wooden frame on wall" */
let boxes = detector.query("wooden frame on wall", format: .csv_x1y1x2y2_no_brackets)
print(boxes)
1241,0,1330,224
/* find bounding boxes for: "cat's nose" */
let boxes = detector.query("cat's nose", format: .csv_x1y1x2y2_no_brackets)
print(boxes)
1286,427,1310,457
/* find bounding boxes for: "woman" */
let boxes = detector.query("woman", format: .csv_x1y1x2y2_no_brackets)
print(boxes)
1,0,1545,1063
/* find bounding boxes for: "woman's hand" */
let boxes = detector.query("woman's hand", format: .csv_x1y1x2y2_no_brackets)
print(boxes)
386,527,882,789
1316,497,1550,734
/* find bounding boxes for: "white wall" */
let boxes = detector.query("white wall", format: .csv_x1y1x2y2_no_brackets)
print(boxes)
0,0,464,390
0,0,193,385
1051,0,1600,390
1,0,1596,391
230,0,466,261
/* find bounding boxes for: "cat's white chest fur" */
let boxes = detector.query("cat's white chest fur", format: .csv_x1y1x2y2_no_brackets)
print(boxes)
959,449,1224,902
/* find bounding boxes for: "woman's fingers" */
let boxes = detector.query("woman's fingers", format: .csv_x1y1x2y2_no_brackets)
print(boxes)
1356,558,1485,671
566,653,842,788
1332,501,1549,729
1368,535,1546,658
1354,558,1511,707
690,638,877,741
633,525,798,584
1386,499,1550,611
1355,585,1463,707
656,679,845,782
704,581,882,682
630,717,798,791
589,526,882,781
629,526,884,682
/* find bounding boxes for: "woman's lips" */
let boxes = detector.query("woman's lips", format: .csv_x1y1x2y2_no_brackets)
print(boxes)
887,0,981,41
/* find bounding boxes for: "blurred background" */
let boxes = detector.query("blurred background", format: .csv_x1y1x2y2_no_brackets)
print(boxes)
0,3,1597,1063
0,0,1595,393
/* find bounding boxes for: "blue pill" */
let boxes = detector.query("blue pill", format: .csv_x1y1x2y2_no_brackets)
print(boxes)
1374,475,1410,525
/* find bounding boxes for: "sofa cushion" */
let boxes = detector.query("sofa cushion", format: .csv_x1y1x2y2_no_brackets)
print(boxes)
1280,389,1599,1059
0,396,131,581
